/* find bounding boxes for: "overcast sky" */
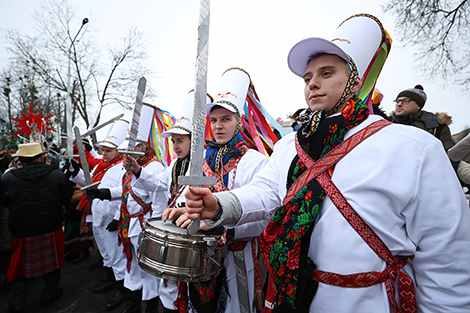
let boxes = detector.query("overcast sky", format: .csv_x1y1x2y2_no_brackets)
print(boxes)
1,0,469,139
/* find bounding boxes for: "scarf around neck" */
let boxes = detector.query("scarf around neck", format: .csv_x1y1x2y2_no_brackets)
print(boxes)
205,131,247,187
168,155,190,207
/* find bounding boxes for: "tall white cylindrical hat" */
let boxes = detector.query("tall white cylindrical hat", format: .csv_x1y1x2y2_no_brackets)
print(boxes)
137,103,156,143
96,119,129,148
161,90,213,138
206,68,251,116
118,103,157,150
288,14,385,79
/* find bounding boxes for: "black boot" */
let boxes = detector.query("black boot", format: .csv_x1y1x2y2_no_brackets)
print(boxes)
121,288,142,313
144,297,159,313
105,279,126,311
93,267,116,294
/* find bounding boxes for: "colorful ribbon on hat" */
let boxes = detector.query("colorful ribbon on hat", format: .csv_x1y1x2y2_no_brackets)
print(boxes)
240,82,282,156
204,81,283,156
354,14,392,114
146,105,176,166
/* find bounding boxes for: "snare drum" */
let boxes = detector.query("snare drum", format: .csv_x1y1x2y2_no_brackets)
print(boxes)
137,217,226,282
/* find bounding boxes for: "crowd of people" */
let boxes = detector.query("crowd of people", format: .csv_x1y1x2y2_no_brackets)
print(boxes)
0,12,470,313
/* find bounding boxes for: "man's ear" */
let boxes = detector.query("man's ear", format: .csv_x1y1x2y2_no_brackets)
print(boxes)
351,77,363,94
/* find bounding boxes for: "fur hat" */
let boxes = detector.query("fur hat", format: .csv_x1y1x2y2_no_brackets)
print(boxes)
396,84,427,108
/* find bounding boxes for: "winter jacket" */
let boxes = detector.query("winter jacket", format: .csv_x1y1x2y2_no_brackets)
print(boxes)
391,110,455,151
457,161,470,185
448,132,470,185
449,132,470,163
0,162,74,238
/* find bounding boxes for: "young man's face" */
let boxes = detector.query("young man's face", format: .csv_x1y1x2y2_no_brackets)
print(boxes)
101,147,118,162
303,54,356,113
394,97,421,117
210,107,238,145
171,134,191,159
135,143,144,153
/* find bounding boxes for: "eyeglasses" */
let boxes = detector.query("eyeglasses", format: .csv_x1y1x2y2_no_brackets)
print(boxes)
393,98,411,105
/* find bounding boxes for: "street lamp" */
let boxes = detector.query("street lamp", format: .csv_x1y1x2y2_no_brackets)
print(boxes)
65,17,88,158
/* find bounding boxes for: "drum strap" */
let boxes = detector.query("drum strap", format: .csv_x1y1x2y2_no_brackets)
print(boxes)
119,158,156,272
127,184,152,228
228,238,264,312
205,153,264,312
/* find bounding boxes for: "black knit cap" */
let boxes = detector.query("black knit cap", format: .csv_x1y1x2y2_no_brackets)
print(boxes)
396,84,427,108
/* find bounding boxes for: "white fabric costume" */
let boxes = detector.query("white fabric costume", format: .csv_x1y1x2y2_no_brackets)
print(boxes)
217,115,470,313
115,160,168,300
213,149,269,313
88,162,126,279
133,162,177,307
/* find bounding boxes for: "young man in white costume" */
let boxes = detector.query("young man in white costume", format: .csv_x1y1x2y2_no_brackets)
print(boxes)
158,90,208,313
164,69,269,313
175,14,470,313
112,103,168,313
135,91,213,312
77,119,129,311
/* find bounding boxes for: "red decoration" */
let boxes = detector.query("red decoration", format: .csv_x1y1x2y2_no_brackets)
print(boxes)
10,104,55,137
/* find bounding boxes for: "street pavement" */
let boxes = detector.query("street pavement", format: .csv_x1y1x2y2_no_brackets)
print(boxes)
0,248,164,313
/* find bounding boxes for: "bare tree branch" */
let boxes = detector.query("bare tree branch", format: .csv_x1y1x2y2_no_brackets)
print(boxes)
383,0,470,87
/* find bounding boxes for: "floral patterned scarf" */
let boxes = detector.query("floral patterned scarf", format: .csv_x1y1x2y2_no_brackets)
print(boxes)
259,96,369,311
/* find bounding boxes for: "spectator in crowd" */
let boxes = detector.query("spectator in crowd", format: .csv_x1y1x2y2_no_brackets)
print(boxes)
0,142,19,174
0,142,74,312
449,132,470,185
390,84,454,151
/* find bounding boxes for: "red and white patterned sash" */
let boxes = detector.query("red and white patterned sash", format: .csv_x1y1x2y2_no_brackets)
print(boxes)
292,119,417,313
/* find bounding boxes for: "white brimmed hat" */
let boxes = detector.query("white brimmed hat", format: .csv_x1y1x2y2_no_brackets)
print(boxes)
288,14,385,79
12,142,46,157
96,118,129,148
206,68,251,116
161,90,213,138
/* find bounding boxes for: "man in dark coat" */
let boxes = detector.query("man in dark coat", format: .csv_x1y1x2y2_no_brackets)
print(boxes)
0,142,74,312
390,84,455,151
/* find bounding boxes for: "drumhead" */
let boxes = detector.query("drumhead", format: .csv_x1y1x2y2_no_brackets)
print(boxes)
148,218,187,235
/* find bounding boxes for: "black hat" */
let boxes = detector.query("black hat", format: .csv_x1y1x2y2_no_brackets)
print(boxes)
396,85,427,108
